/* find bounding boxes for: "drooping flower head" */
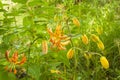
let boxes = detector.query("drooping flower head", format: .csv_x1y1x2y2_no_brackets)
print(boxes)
72,18,80,27
67,48,74,59
97,40,105,50
100,56,109,69
91,34,100,43
5,50,26,74
81,34,89,45
47,24,70,50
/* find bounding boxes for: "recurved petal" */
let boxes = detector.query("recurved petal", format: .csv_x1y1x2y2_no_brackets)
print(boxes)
47,28,54,35
60,35,70,40
55,24,61,32
61,41,70,46
11,51,18,63
58,44,66,50
17,55,26,65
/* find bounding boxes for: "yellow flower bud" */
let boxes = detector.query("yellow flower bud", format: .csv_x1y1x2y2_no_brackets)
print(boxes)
96,27,103,35
50,70,61,74
82,34,89,45
97,41,104,50
84,53,92,59
54,15,58,22
42,40,48,54
91,34,100,43
67,48,74,59
72,18,80,27
100,56,109,69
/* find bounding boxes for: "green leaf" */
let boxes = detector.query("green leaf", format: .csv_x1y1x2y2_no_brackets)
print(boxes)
0,28,6,35
0,1,3,8
0,9,6,12
0,71,16,80
23,16,33,27
28,0,41,7
12,0,28,4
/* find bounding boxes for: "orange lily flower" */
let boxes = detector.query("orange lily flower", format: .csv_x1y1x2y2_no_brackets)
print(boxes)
47,24,70,50
5,50,26,74
5,50,26,65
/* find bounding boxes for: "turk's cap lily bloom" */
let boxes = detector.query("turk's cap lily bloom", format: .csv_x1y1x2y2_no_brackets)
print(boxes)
5,50,26,74
5,50,26,65
47,24,70,50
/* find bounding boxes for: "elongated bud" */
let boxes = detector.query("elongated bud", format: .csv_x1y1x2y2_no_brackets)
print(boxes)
42,40,48,54
96,27,103,35
18,55,26,65
67,48,74,59
100,56,109,69
97,41,104,50
82,34,89,45
91,34,100,43
50,70,61,74
54,15,58,22
84,53,92,59
5,50,10,61
72,18,80,27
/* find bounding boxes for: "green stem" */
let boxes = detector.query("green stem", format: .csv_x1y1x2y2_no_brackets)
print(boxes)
26,37,40,80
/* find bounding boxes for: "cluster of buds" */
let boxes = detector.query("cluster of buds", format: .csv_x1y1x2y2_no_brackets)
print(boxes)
91,34,105,50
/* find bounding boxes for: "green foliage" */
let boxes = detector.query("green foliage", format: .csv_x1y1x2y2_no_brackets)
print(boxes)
0,0,120,80
12,0,28,4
